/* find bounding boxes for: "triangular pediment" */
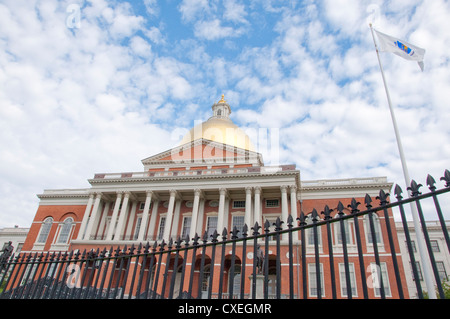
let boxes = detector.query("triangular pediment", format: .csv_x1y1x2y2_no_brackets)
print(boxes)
141,138,263,170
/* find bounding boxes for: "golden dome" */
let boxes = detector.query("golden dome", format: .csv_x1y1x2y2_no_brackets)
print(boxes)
180,96,256,151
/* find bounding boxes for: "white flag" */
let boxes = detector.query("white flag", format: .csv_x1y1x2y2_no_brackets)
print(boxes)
374,29,426,71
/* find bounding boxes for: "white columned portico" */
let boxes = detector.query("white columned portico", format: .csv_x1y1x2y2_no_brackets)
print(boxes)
114,191,131,240
106,192,123,240
138,191,153,241
245,187,252,228
77,193,94,240
163,190,177,242
217,188,227,237
253,187,261,229
189,189,202,241
84,192,102,240
281,185,289,225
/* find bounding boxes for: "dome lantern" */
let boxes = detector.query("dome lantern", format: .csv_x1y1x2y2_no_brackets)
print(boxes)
180,95,255,151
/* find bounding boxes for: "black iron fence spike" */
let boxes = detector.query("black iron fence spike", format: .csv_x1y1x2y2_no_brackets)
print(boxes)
287,214,294,227
377,189,389,205
337,201,345,215
364,194,373,208
221,228,228,240
211,229,219,242
264,219,271,231
321,205,333,219
242,224,248,236
408,180,423,196
297,212,307,226
251,222,261,235
440,169,450,187
426,174,436,191
202,230,209,242
311,208,319,221
348,198,360,213
394,184,403,199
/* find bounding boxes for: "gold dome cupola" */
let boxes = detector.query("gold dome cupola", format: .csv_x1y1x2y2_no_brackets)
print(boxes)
180,95,256,151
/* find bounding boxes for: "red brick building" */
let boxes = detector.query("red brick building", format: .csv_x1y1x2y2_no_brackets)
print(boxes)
21,96,408,298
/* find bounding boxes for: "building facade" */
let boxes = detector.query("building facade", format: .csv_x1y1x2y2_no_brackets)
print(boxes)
20,96,408,298
396,220,450,298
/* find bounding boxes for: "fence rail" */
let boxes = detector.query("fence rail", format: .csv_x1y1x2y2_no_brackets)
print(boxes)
1,170,450,299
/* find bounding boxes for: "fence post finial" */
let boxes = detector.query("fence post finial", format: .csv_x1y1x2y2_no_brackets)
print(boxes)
426,174,437,191
440,169,450,187
408,180,422,197
394,184,403,200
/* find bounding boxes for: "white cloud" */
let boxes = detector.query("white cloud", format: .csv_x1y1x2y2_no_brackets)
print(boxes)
178,0,212,22
1,0,450,228
194,19,242,40
223,0,248,24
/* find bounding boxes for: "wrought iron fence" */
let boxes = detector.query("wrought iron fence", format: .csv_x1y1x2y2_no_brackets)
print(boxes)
1,170,449,299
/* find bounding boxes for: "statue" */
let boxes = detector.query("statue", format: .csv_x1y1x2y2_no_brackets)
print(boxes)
255,244,264,274
0,241,13,269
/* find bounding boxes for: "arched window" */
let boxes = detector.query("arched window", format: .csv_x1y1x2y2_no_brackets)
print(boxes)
37,217,53,243
217,109,222,116
201,264,211,298
229,264,241,297
57,217,74,244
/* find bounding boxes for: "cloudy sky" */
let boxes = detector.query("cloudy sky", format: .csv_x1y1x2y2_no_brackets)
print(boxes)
1,0,449,228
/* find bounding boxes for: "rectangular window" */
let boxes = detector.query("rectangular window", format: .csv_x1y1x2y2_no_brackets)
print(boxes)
431,240,440,252
265,199,279,208
181,216,192,239
339,263,358,297
206,216,218,238
308,263,325,297
134,217,142,240
371,262,392,297
232,215,245,238
232,200,246,208
436,261,447,281
410,261,423,281
157,217,166,241
335,220,353,245
408,240,417,253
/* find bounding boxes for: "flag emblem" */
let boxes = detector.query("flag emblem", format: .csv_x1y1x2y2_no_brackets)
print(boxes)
395,41,414,57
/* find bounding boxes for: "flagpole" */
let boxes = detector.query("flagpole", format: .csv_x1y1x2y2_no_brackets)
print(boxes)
369,23,436,299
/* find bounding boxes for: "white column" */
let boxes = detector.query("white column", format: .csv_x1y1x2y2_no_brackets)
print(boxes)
290,185,298,220
189,189,202,240
147,200,159,241
138,191,153,241
97,201,111,240
196,198,205,236
125,201,138,240
170,199,182,240
254,187,261,229
217,188,227,236
106,192,123,240
114,191,130,240
163,190,177,242
245,187,252,228
77,193,94,239
281,185,289,225
84,193,102,240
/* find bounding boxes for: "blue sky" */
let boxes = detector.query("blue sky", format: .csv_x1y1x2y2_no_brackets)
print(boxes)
1,0,450,227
